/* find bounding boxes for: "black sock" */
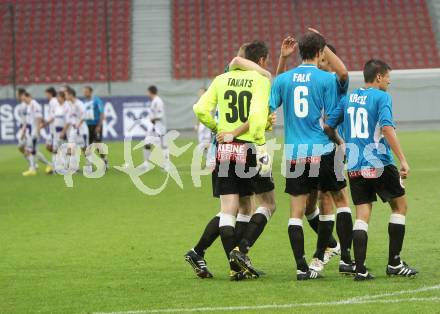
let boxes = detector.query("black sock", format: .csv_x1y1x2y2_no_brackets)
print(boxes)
336,210,353,264
353,228,368,274
314,217,335,261
193,216,220,257
219,225,240,272
388,220,405,266
234,221,249,247
288,223,308,272
308,214,337,248
238,213,267,253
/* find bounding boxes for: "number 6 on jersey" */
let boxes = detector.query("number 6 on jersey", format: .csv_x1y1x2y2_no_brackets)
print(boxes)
293,86,308,118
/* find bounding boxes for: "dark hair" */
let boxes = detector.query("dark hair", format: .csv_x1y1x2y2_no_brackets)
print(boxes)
58,91,66,99
298,32,326,61
244,41,269,64
45,87,57,97
66,87,76,97
17,87,26,96
84,85,93,93
327,44,337,55
23,92,31,97
363,59,391,83
148,85,158,95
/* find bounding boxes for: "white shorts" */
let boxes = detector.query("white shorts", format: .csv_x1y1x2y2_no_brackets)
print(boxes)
52,127,66,151
68,127,89,149
153,121,167,137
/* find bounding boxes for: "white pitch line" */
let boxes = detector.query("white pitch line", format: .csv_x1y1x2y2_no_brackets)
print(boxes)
93,284,440,314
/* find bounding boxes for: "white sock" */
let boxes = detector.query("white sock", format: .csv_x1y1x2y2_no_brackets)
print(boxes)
143,148,151,163
162,148,170,168
37,151,49,165
29,155,36,170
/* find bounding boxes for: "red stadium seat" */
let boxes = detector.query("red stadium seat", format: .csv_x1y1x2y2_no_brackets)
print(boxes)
0,0,131,85
171,0,440,79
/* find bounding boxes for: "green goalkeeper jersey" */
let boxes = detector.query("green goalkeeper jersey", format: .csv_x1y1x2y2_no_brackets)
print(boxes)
193,69,270,145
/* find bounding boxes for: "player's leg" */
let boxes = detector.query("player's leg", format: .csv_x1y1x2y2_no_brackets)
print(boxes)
386,195,417,276
330,187,354,269
22,137,37,176
142,144,152,170
288,194,321,280
306,191,339,264
185,210,219,279
376,165,418,277
230,173,275,277
18,137,30,167
219,194,242,276
353,203,374,281
311,150,353,273
36,150,50,167
160,134,170,171
185,168,221,266
44,135,54,174
235,195,254,246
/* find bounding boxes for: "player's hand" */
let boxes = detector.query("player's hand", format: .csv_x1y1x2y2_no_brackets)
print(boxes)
280,36,297,58
95,125,101,134
256,144,272,175
216,132,234,144
400,160,410,179
269,112,277,125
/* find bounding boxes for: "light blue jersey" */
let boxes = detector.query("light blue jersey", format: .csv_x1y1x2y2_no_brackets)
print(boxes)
327,87,395,171
84,96,104,126
270,64,338,160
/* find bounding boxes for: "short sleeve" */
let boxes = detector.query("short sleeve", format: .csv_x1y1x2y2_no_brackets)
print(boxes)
378,94,395,128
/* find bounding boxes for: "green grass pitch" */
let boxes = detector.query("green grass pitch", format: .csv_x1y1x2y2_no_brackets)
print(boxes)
1,131,439,313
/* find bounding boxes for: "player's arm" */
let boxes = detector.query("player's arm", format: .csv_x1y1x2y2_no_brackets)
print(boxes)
229,57,272,80
77,105,85,129
35,105,43,136
216,112,275,143
248,77,270,144
308,27,348,82
276,36,297,76
382,127,409,178
193,79,217,131
45,106,55,126
323,98,345,145
379,94,410,178
96,98,105,133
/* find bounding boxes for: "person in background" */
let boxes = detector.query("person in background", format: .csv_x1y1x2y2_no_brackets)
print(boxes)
195,88,212,167
83,86,107,169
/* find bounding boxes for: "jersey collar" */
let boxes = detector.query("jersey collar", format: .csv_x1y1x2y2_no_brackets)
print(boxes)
299,63,317,68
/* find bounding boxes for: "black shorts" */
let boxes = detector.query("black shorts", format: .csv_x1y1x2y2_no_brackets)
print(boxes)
252,172,275,194
213,142,257,197
285,150,347,196
88,124,102,144
348,165,405,205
